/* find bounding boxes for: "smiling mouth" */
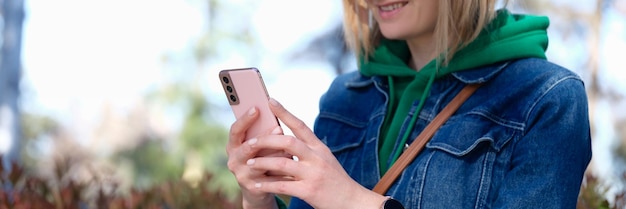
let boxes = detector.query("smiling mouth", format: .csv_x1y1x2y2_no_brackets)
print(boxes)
379,2,408,12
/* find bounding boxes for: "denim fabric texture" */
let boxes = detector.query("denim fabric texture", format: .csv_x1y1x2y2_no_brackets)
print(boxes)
287,58,592,209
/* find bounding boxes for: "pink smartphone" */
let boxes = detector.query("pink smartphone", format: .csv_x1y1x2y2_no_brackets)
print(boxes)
219,68,280,138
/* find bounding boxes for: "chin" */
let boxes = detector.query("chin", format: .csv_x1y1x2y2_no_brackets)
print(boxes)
380,30,410,41
378,24,412,40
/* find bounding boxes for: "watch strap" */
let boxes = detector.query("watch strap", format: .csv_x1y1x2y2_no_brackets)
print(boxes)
381,197,405,209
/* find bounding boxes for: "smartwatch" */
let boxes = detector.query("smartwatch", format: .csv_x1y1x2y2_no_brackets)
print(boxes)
381,197,405,209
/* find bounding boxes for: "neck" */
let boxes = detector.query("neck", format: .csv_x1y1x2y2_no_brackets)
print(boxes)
406,35,437,71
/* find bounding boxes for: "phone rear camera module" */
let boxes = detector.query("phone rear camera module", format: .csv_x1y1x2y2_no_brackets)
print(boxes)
226,86,233,93
230,95,238,102
222,77,230,84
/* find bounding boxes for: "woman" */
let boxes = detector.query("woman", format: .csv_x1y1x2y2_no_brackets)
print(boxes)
226,0,592,208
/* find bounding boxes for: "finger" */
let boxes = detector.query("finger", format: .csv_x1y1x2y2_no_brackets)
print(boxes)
253,178,303,198
242,174,296,196
247,174,296,188
250,134,320,165
232,155,297,190
244,157,303,197
268,125,284,135
228,143,288,189
230,134,288,169
229,107,259,149
256,126,291,158
247,156,304,180
268,98,320,145
228,136,259,173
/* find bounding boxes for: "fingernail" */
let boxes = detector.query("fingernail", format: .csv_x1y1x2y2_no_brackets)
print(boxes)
246,159,255,165
269,98,280,107
271,126,282,135
247,138,258,145
248,107,257,116
255,183,262,188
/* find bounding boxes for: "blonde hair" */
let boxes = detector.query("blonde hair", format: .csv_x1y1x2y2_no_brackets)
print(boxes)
343,0,504,66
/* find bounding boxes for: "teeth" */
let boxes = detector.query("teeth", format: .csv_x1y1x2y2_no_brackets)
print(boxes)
380,3,405,11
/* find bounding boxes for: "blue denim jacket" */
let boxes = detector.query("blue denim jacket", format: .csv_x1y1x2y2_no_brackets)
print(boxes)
288,58,592,209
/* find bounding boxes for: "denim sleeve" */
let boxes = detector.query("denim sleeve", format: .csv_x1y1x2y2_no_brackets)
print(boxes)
287,197,314,209
492,77,592,208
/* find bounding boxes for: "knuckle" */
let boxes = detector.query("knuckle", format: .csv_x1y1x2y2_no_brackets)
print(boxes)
276,158,289,170
226,160,236,171
276,182,288,194
284,136,297,147
225,145,234,156
233,172,247,186
229,123,241,135
241,144,255,157
241,181,255,191
319,145,332,154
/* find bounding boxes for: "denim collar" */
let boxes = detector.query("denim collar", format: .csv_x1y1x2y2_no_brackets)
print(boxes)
451,61,511,84
347,60,512,88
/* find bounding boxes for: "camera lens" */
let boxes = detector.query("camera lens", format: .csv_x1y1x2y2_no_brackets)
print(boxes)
226,86,233,93
222,77,230,84
230,95,237,102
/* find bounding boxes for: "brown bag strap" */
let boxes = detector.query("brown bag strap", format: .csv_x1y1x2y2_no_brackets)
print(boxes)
372,83,482,195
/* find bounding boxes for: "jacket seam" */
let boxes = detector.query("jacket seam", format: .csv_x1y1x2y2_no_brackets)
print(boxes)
523,75,583,132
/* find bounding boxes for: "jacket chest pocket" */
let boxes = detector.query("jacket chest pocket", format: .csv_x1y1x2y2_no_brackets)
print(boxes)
396,114,517,208
316,113,367,153
315,113,368,166
314,112,384,186
427,114,515,156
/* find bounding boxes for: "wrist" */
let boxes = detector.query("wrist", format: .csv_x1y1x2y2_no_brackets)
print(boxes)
242,194,279,209
351,189,390,209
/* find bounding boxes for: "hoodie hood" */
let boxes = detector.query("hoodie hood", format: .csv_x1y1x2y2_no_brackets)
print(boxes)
361,9,549,78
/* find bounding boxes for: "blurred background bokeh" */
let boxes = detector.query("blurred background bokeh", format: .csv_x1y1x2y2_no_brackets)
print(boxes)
0,0,624,208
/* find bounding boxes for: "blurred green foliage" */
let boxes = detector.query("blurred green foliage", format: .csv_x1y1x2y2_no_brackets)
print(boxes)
141,80,239,199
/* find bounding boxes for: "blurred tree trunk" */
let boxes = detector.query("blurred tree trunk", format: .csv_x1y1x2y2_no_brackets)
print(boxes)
0,0,24,165
587,0,603,137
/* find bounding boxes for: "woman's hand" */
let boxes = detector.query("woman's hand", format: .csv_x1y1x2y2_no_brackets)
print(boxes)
238,98,387,209
226,106,286,209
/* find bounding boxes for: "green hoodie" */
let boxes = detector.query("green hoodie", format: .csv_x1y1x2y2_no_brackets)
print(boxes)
360,9,550,175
